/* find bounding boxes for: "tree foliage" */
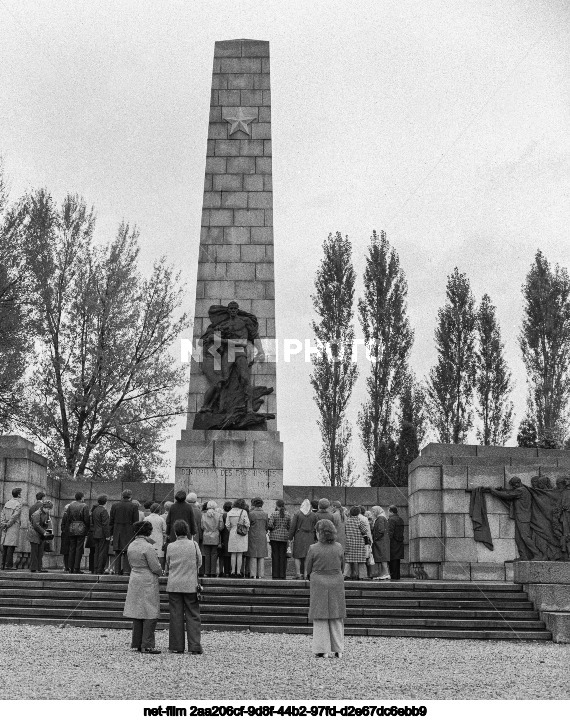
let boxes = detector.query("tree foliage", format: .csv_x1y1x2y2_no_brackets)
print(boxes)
358,230,413,484
8,188,190,477
310,232,358,487
427,268,476,444
519,250,570,447
475,294,514,445
0,162,30,431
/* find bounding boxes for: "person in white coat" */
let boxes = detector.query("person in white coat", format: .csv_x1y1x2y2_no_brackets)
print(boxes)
1,488,23,570
147,503,167,569
225,498,250,576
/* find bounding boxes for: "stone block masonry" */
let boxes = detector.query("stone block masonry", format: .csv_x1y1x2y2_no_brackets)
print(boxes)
177,39,282,503
408,442,570,580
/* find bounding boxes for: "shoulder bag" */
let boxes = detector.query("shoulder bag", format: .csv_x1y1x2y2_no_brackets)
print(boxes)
236,510,248,536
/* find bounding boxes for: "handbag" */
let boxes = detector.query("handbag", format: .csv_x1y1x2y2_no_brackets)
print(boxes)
236,510,248,536
69,520,86,536
193,541,203,601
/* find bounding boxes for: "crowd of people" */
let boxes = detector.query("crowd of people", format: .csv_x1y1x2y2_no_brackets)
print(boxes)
1,489,405,581
2,487,406,657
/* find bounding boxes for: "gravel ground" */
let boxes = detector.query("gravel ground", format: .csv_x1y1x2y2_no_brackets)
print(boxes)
0,625,568,700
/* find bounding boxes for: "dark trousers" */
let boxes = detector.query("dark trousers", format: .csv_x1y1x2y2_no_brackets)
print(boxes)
168,592,202,653
30,541,45,571
1,545,15,569
218,554,231,576
94,538,110,574
131,618,157,650
203,545,218,576
114,547,131,574
67,536,85,572
270,540,287,579
388,559,401,580
88,547,95,573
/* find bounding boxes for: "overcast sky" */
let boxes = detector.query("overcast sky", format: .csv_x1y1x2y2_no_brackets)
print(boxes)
1,1,569,486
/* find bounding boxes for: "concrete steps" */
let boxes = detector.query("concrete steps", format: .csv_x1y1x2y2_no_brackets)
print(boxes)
0,571,552,641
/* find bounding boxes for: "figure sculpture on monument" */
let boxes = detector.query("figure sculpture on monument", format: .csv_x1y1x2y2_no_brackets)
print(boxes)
195,301,274,431
485,477,543,561
554,476,570,560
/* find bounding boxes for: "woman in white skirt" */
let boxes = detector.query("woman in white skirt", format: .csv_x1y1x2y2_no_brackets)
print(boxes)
305,519,346,658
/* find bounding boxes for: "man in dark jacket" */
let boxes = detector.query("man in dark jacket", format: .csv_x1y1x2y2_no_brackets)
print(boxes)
28,491,46,521
110,489,139,575
387,505,405,580
92,494,111,574
166,490,197,542
66,492,90,574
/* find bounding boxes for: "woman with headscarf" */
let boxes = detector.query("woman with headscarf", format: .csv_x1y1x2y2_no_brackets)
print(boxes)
147,502,167,570
289,499,317,578
248,498,269,579
123,520,163,654
344,506,371,580
226,498,250,577
201,500,223,577
369,506,391,580
305,519,346,658
268,499,291,579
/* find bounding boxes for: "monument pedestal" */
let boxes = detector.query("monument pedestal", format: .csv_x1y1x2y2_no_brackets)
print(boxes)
175,429,283,504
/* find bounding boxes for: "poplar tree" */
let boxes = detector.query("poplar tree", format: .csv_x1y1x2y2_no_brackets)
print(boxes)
358,230,413,485
310,232,358,487
427,268,476,444
519,250,570,447
475,294,514,445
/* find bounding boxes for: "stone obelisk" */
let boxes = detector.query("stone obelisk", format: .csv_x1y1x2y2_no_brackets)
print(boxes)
175,39,283,503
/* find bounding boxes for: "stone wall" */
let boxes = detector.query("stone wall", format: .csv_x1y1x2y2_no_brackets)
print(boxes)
0,436,48,554
408,442,570,580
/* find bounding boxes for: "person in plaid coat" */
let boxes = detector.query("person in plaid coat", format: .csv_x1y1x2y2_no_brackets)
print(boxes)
344,506,371,580
267,499,291,579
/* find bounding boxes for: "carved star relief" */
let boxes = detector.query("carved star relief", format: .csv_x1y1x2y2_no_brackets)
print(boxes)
222,107,257,136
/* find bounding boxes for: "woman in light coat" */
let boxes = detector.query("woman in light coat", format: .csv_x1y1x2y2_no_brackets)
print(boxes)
166,519,203,654
289,499,316,578
201,501,224,577
1,487,23,570
305,519,346,658
370,506,391,580
147,503,167,569
123,520,163,654
225,498,250,577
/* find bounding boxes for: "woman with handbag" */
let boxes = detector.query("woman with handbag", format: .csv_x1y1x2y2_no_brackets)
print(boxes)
268,499,291,579
225,498,250,577
123,520,163,654
165,519,203,655
370,506,391,580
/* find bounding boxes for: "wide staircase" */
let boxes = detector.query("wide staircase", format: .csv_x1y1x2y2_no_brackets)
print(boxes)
0,571,551,640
